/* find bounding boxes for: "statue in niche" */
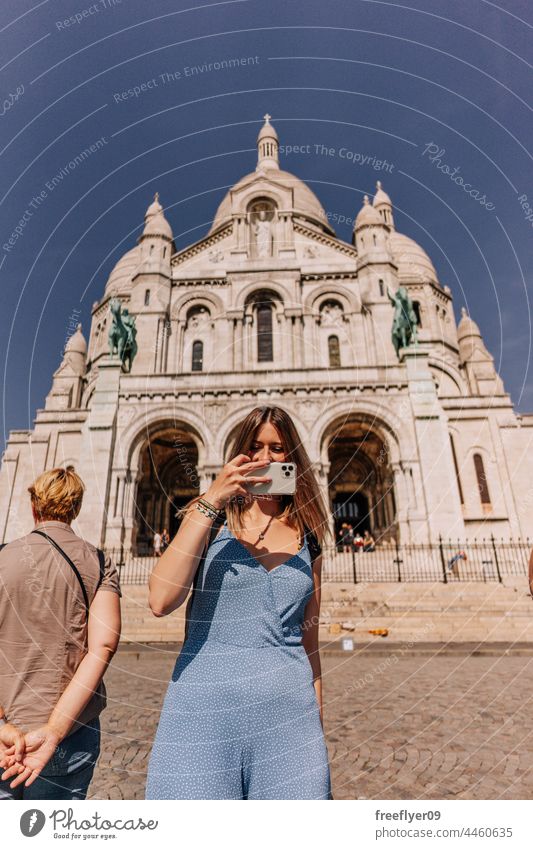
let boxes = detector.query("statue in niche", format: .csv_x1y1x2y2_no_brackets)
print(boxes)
188,307,209,329
320,302,344,326
253,209,273,257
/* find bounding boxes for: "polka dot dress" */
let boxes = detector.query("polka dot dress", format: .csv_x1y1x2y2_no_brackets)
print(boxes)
145,521,332,800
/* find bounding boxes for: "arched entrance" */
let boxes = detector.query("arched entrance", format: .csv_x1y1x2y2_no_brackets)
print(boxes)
325,418,398,544
134,426,200,553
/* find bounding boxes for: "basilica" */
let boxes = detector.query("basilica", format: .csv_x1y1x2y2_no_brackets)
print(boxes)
1,116,532,552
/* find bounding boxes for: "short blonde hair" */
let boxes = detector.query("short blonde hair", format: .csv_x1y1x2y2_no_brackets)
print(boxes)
28,466,84,523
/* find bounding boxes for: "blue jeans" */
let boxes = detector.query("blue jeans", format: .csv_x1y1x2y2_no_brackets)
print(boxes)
0,717,100,800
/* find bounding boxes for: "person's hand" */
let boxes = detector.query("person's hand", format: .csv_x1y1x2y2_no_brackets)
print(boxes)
203,455,272,509
1,724,61,789
0,721,25,767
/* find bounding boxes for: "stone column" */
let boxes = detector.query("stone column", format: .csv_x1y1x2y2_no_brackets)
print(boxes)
403,347,465,540
243,313,253,369
104,468,127,549
177,319,186,372
198,469,213,492
301,314,314,369
75,358,122,547
390,461,410,540
123,471,142,553
283,308,303,369
0,446,20,542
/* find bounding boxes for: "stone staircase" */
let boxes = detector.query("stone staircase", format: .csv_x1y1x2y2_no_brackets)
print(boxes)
120,578,533,644
320,579,533,643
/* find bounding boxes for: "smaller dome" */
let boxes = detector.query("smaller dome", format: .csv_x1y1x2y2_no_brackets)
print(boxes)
105,245,141,295
388,231,438,283
457,307,482,341
143,211,173,239
65,324,87,355
354,195,383,229
257,113,278,143
373,180,392,208
143,192,173,239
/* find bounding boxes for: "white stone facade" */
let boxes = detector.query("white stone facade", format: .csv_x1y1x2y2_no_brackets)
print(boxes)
2,116,532,551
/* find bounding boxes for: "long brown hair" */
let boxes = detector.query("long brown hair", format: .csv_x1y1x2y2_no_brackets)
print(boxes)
181,406,332,547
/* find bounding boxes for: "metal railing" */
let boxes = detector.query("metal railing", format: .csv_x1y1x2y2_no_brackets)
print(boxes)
108,536,531,585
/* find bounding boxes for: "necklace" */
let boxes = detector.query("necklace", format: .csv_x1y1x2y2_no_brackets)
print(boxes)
255,514,302,550
257,514,275,541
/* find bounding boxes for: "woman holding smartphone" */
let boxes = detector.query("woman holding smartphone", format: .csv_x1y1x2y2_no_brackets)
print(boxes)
146,406,333,800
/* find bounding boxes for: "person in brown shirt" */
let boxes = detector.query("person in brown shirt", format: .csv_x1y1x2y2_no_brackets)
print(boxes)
0,466,121,799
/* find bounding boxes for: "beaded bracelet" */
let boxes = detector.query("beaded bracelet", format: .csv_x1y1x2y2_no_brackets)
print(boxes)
196,502,218,520
198,497,222,515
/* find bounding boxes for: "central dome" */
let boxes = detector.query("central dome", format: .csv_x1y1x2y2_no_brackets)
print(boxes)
208,115,334,236
208,167,333,235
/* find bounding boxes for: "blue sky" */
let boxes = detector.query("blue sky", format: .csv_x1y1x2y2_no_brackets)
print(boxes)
1,0,532,450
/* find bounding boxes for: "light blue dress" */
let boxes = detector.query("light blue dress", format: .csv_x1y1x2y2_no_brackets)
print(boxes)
145,520,332,800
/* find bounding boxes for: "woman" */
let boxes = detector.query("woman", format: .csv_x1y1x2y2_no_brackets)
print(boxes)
363,530,376,552
146,406,333,799
0,466,121,799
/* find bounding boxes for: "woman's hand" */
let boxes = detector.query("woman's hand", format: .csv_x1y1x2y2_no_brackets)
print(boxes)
203,454,271,509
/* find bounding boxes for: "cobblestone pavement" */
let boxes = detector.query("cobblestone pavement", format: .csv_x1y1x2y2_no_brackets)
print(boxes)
89,644,533,800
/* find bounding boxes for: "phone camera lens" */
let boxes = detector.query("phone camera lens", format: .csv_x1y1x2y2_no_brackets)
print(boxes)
282,465,287,470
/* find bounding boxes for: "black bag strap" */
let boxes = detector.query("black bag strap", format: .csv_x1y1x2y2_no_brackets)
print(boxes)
304,527,322,566
183,513,225,643
32,530,90,618
96,548,106,592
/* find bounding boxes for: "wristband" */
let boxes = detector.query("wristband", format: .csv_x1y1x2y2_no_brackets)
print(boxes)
198,497,222,515
196,502,218,520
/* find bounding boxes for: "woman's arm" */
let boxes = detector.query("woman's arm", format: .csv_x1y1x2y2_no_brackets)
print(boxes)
149,500,219,617
148,456,271,617
302,555,325,725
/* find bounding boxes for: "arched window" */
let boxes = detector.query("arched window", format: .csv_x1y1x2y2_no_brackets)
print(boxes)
144,289,150,306
412,300,422,327
328,335,341,367
473,453,491,504
257,303,273,361
372,233,377,246
378,278,384,297
191,340,203,371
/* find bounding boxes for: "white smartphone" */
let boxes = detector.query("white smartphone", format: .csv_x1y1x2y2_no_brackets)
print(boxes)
244,461,297,495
